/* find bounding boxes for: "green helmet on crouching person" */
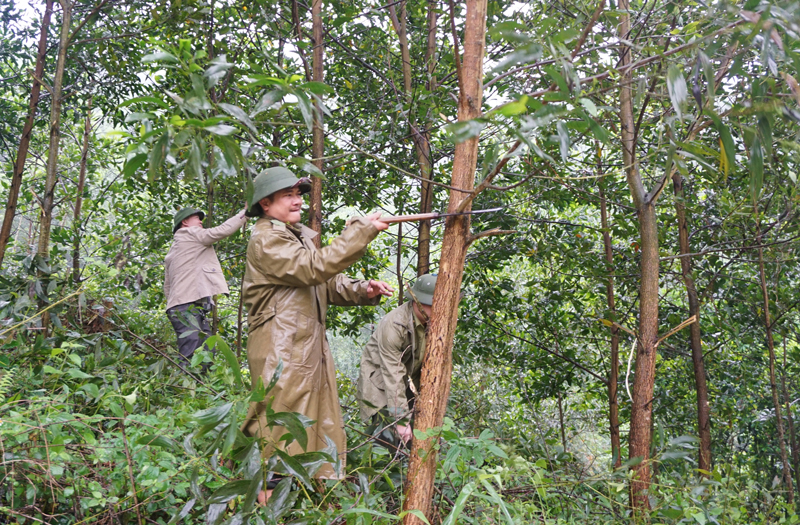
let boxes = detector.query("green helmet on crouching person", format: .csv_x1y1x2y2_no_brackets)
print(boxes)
409,273,437,306
172,207,205,234
246,167,312,218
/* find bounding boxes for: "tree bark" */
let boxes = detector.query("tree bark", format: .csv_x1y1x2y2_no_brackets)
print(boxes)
37,0,72,334
757,219,794,503
782,337,800,494
72,97,93,283
618,0,660,511
671,172,712,474
598,156,621,469
402,1,487,523
0,0,53,269
308,0,324,246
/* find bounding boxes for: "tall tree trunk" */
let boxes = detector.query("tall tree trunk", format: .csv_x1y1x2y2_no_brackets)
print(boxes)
757,218,794,503
37,0,72,335
402,1,487,523
782,336,800,494
418,1,437,275
598,155,621,468
671,172,712,474
72,97,92,283
389,1,436,276
308,0,324,246
618,0,660,511
0,0,53,269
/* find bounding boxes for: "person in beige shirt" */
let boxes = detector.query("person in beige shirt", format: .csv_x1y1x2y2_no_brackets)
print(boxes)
240,167,393,502
164,207,247,362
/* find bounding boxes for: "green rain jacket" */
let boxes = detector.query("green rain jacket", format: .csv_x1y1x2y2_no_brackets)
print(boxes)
241,216,379,479
356,301,426,423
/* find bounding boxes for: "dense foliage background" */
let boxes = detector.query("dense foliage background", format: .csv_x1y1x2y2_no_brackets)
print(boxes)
3,0,800,523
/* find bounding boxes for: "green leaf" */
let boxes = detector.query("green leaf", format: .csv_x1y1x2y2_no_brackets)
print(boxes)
579,98,598,117
274,449,314,488
219,103,258,135
204,124,238,136
445,119,487,144
708,112,736,178
123,154,148,178
487,21,531,43
290,157,324,179
441,482,478,525
241,467,264,515
192,402,233,426
142,51,179,63
186,138,203,181
118,96,171,109
555,121,570,163
149,132,169,182
206,335,243,388
80,383,100,398
544,65,569,95
757,115,772,157
208,481,250,505
265,360,284,394
495,96,529,116
749,136,764,204
268,412,310,451
667,64,688,119
698,51,715,106
263,477,297,522
67,368,93,380
294,90,315,132
124,112,157,123
251,88,286,117
137,434,178,451
301,81,334,95
398,510,431,524
168,498,196,525
488,43,543,75
337,508,398,521
207,503,227,525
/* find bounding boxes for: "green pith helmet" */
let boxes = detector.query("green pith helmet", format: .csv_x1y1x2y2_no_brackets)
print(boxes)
172,208,205,233
410,273,437,306
247,167,312,217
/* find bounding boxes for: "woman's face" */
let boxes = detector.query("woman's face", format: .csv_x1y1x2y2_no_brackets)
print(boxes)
260,187,304,223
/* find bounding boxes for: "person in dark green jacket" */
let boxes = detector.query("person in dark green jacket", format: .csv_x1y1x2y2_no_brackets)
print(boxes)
356,274,437,449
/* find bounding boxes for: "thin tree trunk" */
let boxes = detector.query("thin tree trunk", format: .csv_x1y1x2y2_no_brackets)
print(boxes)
598,156,621,468
37,0,72,335
671,172,712,475
308,0,324,246
388,1,436,276
402,1,487,523
0,0,53,269
618,0,660,511
397,222,404,305
782,337,800,494
72,97,92,283
557,391,567,451
757,219,794,503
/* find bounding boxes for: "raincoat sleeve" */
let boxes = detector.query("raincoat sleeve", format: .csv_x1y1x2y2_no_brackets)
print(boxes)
326,275,380,307
373,320,412,418
254,217,378,287
192,212,247,246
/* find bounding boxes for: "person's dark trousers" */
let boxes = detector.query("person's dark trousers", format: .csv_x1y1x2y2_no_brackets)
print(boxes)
166,298,212,363
367,409,411,456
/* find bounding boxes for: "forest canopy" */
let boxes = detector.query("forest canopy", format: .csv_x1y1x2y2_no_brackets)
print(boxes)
3,0,800,523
